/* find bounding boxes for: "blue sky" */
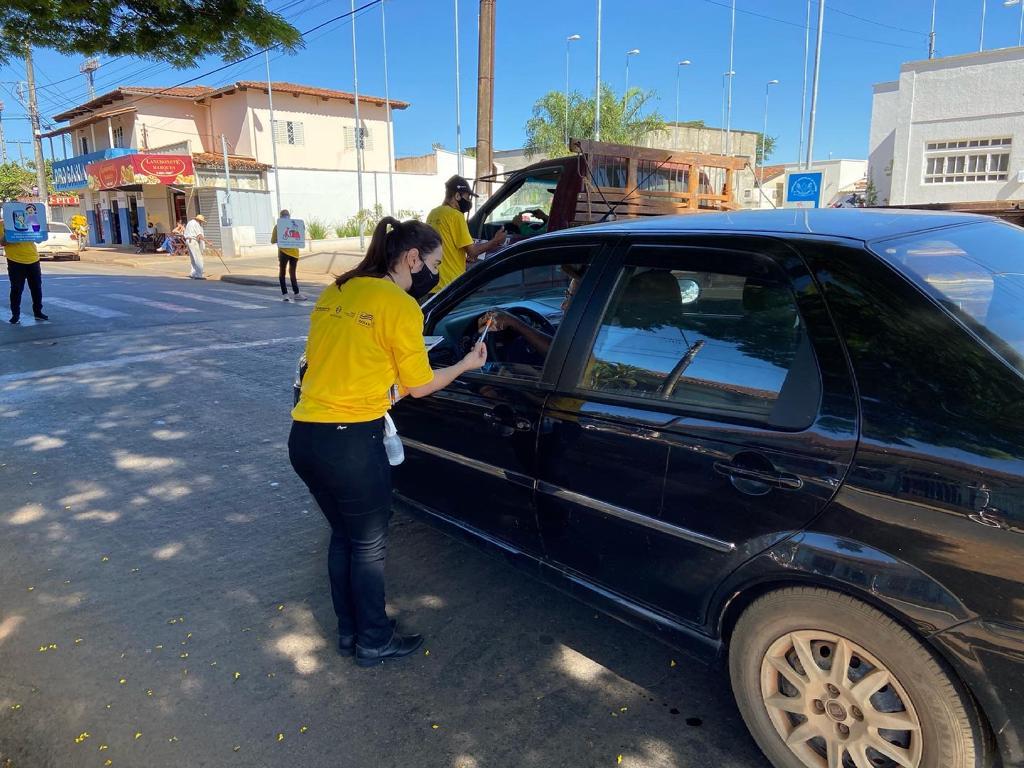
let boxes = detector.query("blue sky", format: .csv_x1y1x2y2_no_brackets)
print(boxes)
2,0,1022,166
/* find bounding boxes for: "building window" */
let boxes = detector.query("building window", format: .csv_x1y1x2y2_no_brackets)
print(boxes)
344,123,373,152
273,120,305,146
113,126,125,148
923,137,1011,184
81,136,89,155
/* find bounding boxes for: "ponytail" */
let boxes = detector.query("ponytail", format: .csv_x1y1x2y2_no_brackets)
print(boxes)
335,217,441,287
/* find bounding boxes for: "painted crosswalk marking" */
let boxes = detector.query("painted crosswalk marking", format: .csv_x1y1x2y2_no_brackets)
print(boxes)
44,297,128,318
105,294,201,313
209,288,291,304
160,291,265,310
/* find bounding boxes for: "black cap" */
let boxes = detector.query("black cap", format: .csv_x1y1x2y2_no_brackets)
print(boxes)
445,174,478,197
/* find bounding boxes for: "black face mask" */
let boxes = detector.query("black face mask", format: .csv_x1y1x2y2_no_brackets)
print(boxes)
409,264,440,299
456,196,473,214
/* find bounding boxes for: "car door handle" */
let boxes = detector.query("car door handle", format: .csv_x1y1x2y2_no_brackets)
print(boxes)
482,407,533,436
713,461,804,490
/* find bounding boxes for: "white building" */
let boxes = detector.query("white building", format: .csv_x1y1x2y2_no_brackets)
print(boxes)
869,48,1024,207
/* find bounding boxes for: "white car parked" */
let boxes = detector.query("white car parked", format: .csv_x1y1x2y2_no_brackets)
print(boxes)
36,221,81,261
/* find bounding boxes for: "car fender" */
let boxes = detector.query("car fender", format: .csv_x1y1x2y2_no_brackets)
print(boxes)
713,530,973,642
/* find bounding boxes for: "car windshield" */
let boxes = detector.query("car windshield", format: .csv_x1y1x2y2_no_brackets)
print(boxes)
872,221,1024,375
49,223,70,233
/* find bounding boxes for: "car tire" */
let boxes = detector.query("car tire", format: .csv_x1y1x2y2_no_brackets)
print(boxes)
729,587,987,768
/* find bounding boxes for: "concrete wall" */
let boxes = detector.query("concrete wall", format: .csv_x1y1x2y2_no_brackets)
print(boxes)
873,48,1024,205
133,99,211,153
210,93,253,158
868,82,899,205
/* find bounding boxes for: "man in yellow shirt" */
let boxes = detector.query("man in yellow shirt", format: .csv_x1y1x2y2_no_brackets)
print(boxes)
1,218,47,325
425,175,505,295
271,208,305,302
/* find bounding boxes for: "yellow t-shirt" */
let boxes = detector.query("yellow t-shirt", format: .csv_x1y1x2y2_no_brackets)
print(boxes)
271,225,300,259
426,204,474,294
0,222,39,265
292,277,435,423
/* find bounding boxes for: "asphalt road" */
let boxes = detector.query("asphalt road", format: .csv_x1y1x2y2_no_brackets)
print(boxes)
0,263,768,768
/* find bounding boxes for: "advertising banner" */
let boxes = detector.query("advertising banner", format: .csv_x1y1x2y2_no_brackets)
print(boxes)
2,202,49,243
86,154,195,190
276,217,306,249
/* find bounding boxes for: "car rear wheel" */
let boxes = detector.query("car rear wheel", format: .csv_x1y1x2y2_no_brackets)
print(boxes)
729,587,986,768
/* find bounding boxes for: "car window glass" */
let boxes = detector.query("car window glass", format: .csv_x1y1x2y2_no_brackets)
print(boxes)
578,256,820,427
49,223,71,233
484,173,559,232
873,222,1024,374
428,247,591,380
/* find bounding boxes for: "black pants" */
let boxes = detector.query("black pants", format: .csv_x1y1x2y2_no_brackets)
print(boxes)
288,419,394,649
7,259,43,320
278,251,298,295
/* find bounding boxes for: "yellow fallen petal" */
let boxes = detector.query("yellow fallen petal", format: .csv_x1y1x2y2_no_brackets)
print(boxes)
233,672,241,680
233,746,241,752
27,586,34,591
168,736,178,742
49,643,58,650
424,650,430,656
104,761,112,767
75,638,83,645
266,673,275,678
299,725,309,734
186,632,192,639
210,661,218,667
610,712,618,717
106,704,112,709
670,659,677,668
276,733,285,742
134,732,142,740
431,724,439,730
620,707,627,712
168,619,177,625
146,689,153,696
155,645,163,650
180,652,188,659
131,568,140,573
9,704,21,711
99,744,108,751
101,556,110,562
277,605,284,611
118,678,126,685
617,757,623,765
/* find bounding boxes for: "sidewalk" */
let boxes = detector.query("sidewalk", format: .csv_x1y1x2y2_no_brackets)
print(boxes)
78,246,365,291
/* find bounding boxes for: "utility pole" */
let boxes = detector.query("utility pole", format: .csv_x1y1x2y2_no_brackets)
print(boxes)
594,0,602,141
928,0,937,58
351,0,365,249
0,100,7,163
80,58,100,99
24,45,48,203
265,48,282,216
798,0,811,165
381,0,396,214
454,0,464,175
806,0,825,170
476,0,496,197
725,0,736,155
221,134,233,222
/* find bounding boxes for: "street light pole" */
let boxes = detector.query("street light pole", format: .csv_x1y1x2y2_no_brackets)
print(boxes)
720,71,734,154
350,0,365,249
381,0,395,215
595,0,602,141
1006,0,1024,47
798,0,810,164
565,34,581,147
806,0,825,169
454,0,463,175
674,60,691,148
980,0,987,51
760,79,779,186
928,0,938,58
725,0,736,155
265,47,282,217
625,48,640,97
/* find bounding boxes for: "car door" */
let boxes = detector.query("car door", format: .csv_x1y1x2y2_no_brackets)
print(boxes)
391,240,606,556
537,235,858,627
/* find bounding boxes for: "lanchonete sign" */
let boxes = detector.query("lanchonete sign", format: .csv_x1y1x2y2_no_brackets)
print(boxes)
85,154,196,190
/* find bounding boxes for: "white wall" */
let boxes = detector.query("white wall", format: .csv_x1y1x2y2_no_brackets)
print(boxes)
875,48,1024,205
868,82,899,205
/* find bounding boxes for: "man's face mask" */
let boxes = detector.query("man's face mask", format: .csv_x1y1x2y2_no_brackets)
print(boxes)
409,261,440,299
456,193,473,214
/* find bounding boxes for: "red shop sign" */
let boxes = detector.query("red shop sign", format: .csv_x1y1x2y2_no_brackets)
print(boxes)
85,154,196,190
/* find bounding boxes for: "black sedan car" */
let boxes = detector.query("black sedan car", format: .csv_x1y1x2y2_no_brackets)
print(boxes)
297,209,1024,768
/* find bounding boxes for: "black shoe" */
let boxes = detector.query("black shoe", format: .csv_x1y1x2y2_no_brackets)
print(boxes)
355,632,423,668
338,619,396,657
34,312,48,321
9,316,19,325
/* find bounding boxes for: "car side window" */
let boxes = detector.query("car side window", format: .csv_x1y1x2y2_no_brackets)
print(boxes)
577,248,821,428
427,246,592,381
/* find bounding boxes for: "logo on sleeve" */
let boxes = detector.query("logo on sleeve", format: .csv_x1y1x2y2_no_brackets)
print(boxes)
357,312,374,327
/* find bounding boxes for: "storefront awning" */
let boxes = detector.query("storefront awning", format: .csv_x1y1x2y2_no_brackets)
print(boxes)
85,153,195,191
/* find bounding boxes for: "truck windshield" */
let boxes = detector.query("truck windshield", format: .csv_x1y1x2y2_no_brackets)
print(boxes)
871,220,1024,375
485,172,559,231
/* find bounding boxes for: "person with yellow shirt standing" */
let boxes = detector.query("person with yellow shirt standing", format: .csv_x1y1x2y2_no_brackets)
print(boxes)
1,219,47,325
425,175,505,296
289,216,485,667
271,209,306,302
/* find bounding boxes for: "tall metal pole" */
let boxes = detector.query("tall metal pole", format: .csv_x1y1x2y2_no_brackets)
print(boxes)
381,0,396,214
720,72,733,154
265,49,282,216
476,0,496,197
725,0,736,155
928,0,937,58
565,34,580,147
1008,0,1024,47
454,0,464,175
624,49,639,96
594,0,602,141
0,101,7,163
674,60,691,148
798,0,810,165
806,0,825,170
24,45,48,202
351,0,365,249
760,80,779,185
980,0,987,51
221,134,233,222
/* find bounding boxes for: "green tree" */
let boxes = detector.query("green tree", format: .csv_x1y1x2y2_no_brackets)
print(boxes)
1,1,301,67
754,133,777,165
525,83,666,158
0,162,36,200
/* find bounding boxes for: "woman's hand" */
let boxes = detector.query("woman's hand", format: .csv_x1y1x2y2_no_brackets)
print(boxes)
477,310,518,333
460,341,487,371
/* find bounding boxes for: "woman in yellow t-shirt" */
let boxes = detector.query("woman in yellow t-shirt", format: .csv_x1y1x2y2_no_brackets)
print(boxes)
289,216,486,667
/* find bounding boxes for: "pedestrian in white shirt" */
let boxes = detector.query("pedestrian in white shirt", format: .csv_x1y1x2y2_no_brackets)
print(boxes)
184,214,206,280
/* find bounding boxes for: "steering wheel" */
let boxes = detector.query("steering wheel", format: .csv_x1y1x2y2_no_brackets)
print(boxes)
479,306,557,363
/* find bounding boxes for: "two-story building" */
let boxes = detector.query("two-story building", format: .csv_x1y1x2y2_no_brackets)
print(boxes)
45,81,407,250
869,48,1024,208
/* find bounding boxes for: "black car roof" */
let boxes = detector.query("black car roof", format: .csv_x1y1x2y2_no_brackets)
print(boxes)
562,208,989,243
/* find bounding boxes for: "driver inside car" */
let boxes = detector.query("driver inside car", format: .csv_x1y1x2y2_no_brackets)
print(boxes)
476,265,584,359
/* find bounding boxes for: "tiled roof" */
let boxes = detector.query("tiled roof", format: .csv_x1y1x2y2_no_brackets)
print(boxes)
755,164,787,183
53,86,214,122
191,152,270,171
205,81,409,109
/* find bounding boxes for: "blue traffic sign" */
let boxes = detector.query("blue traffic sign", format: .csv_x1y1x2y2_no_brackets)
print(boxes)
786,171,823,208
